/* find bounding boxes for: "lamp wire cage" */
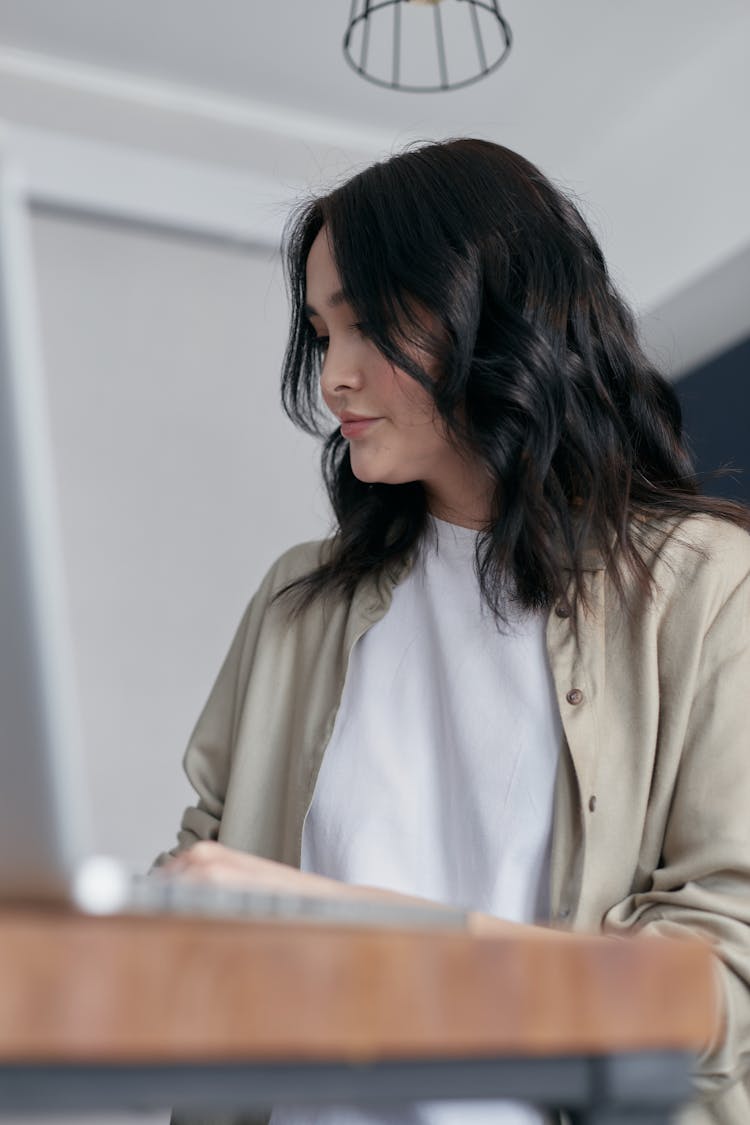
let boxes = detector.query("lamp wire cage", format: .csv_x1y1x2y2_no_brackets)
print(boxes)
343,0,512,93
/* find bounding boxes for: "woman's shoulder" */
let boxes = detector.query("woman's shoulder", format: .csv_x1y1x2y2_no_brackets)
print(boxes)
225,536,341,651
634,511,750,604
257,535,338,596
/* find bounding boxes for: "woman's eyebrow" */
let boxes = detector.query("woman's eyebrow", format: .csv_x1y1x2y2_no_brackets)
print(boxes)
303,289,348,318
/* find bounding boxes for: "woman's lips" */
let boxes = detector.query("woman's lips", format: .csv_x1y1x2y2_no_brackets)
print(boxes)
340,418,382,439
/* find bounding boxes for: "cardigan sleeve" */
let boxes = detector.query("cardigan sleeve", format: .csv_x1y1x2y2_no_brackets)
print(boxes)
151,538,332,871
150,591,262,869
603,563,750,1116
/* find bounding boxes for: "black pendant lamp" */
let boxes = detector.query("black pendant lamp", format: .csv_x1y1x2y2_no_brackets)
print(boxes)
343,0,512,93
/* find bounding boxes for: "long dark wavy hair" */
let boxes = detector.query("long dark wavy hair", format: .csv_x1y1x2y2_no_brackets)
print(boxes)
274,137,748,622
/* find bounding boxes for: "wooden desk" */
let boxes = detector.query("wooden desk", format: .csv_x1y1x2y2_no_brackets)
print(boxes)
0,909,720,1122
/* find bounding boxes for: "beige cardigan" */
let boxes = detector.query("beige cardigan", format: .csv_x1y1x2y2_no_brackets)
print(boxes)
158,514,750,1125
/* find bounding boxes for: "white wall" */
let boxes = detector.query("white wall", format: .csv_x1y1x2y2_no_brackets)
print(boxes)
30,209,329,872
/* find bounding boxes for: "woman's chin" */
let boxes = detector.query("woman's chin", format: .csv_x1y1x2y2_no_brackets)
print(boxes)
350,459,384,485
351,465,404,487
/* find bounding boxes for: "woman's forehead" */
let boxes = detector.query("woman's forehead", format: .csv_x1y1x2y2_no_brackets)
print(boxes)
305,228,346,315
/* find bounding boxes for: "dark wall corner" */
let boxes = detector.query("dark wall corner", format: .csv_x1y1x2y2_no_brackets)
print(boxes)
673,335,750,504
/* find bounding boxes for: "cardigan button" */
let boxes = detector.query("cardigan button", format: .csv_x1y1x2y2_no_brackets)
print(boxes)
566,688,583,705
555,604,571,618
588,795,597,812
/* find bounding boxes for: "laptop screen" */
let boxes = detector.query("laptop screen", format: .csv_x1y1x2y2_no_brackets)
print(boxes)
0,147,93,901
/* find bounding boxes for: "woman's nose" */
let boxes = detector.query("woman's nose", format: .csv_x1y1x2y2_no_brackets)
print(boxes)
319,345,364,396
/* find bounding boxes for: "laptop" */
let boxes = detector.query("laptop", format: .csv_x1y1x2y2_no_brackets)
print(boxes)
0,144,465,931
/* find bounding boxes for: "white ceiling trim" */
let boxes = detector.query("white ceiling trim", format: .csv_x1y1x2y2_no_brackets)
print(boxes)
1,122,294,249
640,243,750,380
0,45,396,156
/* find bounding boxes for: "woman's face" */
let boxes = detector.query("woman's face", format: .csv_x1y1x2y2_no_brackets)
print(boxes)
304,226,492,526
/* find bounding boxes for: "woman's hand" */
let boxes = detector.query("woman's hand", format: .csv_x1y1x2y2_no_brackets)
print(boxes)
161,841,351,900
161,842,523,936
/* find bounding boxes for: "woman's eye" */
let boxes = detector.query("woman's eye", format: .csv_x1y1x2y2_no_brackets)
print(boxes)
310,325,365,353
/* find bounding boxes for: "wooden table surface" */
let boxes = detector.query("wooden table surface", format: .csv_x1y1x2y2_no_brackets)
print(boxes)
0,908,721,1065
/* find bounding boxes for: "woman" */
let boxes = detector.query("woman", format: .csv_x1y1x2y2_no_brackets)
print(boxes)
158,139,750,1125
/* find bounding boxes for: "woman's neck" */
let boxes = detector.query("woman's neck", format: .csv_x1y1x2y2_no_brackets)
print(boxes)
425,473,496,530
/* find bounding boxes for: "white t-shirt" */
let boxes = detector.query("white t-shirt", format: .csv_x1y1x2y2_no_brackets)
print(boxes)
270,516,562,1125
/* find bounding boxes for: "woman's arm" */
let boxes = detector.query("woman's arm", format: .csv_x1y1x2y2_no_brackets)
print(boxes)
160,840,542,938
602,565,750,1104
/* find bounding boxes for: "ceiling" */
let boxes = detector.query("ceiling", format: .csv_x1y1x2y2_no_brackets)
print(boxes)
0,0,748,374
0,0,744,175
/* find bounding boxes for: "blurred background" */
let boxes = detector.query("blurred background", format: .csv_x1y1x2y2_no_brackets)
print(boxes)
0,3,748,1120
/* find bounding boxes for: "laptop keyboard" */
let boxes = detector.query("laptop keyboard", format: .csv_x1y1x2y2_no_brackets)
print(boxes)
72,857,468,930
